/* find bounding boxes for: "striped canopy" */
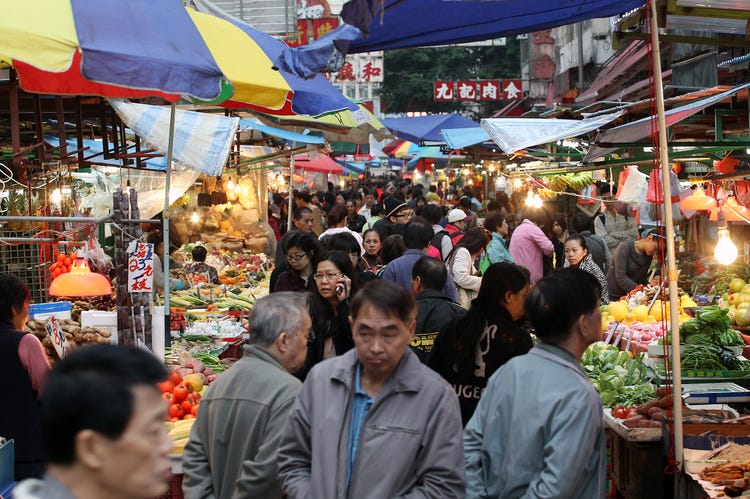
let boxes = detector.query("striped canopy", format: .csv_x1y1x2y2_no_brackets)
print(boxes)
0,0,355,116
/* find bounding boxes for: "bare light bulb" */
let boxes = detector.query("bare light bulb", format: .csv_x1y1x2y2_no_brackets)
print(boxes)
50,188,62,205
715,228,738,265
524,191,535,207
513,178,523,189
227,177,235,191
191,210,200,224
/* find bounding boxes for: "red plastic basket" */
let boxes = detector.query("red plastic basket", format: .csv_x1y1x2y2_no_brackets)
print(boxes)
219,337,245,360
160,473,183,499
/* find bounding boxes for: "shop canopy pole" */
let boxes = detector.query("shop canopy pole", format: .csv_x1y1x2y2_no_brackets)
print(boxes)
163,103,176,350
288,154,296,230
648,0,684,480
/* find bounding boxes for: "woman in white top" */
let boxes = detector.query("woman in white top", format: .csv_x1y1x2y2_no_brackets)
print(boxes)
445,227,490,308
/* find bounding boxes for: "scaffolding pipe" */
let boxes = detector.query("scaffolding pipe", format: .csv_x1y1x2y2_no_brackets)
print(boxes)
0,214,113,223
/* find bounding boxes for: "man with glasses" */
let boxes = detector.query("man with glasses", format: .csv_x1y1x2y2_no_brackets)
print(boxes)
183,292,312,499
373,196,413,237
278,280,465,498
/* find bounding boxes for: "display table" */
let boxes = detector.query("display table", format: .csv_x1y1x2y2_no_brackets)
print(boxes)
603,412,666,499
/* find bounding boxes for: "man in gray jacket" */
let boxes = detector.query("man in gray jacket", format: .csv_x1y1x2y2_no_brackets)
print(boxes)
182,292,311,499
278,280,465,498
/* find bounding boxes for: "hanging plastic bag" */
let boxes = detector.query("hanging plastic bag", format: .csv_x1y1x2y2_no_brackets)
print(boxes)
577,183,598,206
85,237,113,276
646,167,681,204
617,166,648,204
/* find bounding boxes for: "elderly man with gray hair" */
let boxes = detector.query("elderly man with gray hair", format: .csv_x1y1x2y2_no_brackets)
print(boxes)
182,292,312,499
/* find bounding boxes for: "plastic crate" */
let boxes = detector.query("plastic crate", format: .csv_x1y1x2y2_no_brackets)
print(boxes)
159,473,183,499
219,337,245,360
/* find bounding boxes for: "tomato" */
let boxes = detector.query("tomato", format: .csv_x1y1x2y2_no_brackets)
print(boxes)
159,381,175,393
183,414,195,419
169,404,185,419
612,405,629,419
169,371,182,386
186,392,201,403
162,392,174,403
169,417,180,423
181,400,193,413
191,404,199,416
172,384,189,403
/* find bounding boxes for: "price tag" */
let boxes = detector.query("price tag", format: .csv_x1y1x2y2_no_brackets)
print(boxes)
46,316,70,359
127,241,155,293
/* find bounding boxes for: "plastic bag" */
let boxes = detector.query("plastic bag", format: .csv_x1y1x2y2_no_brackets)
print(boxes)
617,166,648,204
646,167,680,204
85,237,113,276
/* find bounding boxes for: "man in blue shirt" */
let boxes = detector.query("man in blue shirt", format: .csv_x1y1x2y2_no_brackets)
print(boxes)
380,217,458,302
278,280,465,498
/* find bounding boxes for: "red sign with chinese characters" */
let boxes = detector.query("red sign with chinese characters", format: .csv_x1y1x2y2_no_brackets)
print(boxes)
503,79,523,100
434,81,455,101
313,18,339,39
478,80,501,101
456,81,477,101
433,80,523,101
285,20,309,48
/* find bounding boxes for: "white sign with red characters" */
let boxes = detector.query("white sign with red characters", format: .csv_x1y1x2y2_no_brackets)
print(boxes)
433,79,524,101
329,53,384,83
46,316,70,359
127,241,155,293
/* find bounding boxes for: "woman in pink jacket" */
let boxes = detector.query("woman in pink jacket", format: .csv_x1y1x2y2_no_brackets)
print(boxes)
509,208,554,284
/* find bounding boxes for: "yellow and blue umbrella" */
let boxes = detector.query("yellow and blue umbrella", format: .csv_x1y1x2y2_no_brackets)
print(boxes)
0,0,355,116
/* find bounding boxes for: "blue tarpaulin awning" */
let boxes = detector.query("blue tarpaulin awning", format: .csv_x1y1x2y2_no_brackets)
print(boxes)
441,127,491,150
239,118,325,145
382,114,479,144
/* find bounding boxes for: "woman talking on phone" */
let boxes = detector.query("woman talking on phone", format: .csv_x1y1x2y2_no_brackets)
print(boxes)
296,250,358,380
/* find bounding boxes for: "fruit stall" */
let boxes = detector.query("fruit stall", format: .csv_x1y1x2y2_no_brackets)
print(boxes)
588,263,750,498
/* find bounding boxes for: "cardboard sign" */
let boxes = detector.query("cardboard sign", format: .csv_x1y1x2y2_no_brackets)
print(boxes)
46,316,70,359
127,241,155,293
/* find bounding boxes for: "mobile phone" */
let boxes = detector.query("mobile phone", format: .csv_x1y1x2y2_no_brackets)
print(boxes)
336,284,344,295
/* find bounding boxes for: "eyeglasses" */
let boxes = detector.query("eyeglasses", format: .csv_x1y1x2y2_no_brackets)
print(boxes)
394,211,414,219
313,272,343,281
287,252,309,262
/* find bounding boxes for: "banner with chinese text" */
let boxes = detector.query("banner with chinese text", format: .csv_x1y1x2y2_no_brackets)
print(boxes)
434,80,523,101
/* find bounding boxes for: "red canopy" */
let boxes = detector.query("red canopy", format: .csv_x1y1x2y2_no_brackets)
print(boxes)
292,154,343,174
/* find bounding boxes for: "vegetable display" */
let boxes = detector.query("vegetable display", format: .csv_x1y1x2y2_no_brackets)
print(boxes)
581,344,657,408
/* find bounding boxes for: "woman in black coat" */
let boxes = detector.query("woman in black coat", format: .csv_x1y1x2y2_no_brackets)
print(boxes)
428,263,531,425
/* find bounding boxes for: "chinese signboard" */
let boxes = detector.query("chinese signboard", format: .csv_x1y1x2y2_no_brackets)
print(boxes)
128,242,155,293
46,316,70,359
434,80,524,101
329,53,384,83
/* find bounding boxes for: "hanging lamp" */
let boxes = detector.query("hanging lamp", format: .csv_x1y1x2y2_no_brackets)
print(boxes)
679,186,717,211
49,252,112,297
709,196,750,223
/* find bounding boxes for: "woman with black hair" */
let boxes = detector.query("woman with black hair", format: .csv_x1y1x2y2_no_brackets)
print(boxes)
445,226,490,309
549,213,568,270
361,228,382,268
428,262,531,425
0,274,50,480
565,234,609,304
325,232,377,283
273,232,323,293
296,250,358,379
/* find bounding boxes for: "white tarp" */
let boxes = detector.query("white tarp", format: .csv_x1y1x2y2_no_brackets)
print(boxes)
481,111,624,154
109,99,240,177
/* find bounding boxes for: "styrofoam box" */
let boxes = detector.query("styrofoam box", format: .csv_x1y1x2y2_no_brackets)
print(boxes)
80,310,118,344
28,301,71,321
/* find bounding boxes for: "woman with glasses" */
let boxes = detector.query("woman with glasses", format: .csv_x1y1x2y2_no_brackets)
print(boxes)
428,263,531,425
273,232,323,293
296,250,357,380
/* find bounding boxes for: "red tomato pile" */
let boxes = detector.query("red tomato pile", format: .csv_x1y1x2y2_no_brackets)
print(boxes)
611,404,637,419
160,371,201,422
50,252,78,280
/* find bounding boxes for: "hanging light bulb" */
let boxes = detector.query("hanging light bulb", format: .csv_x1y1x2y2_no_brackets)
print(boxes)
50,250,112,297
513,178,523,189
532,193,543,209
50,188,62,205
277,174,285,187
191,209,200,224
227,177,235,191
714,211,738,265
524,190,535,207
462,168,470,176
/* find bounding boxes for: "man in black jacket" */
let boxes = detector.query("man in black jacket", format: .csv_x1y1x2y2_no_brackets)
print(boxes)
410,256,465,362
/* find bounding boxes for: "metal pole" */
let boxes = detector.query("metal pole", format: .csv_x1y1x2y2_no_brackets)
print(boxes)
648,0,684,479
287,154,295,230
163,103,176,350
577,22,585,90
